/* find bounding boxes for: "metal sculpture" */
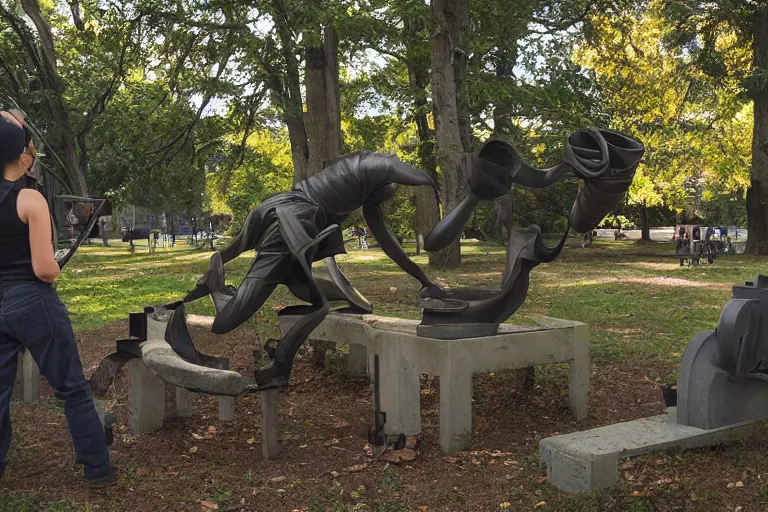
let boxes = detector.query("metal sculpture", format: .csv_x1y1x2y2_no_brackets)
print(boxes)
677,275,768,429
418,129,645,338
181,152,445,388
92,128,643,397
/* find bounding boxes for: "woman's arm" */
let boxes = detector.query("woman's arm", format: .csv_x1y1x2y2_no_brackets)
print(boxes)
18,188,60,283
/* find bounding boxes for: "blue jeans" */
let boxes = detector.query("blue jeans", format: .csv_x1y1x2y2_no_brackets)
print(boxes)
0,281,110,480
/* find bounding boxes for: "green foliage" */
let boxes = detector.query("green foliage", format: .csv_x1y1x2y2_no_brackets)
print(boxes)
575,1,751,224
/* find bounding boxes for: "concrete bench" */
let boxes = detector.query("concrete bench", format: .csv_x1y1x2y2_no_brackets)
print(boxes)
13,349,39,404
280,313,589,452
110,312,245,435
539,407,753,492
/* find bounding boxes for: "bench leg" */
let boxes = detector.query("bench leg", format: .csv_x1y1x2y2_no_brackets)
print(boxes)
127,359,166,434
261,389,279,460
377,344,421,438
218,396,235,422
347,344,367,377
569,325,590,421
176,387,193,418
21,350,39,404
439,370,473,453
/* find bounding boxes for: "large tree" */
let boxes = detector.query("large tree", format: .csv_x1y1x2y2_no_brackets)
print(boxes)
576,3,750,240
663,1,768,253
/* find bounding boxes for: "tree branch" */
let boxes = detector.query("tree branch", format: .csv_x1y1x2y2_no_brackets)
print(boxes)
0,55,21,94
70,0,85,30
363,43,416,67
78,17,139,139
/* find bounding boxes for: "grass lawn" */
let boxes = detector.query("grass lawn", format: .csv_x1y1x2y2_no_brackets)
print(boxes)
1,238,767,511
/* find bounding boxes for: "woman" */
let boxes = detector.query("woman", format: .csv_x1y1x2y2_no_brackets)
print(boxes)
0,112,115,487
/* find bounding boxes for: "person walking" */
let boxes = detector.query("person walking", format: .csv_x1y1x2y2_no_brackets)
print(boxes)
0,112,116,487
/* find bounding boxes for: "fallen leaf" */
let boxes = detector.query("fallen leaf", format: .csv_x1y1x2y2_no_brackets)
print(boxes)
444,457,459,464
631,491,647,497
189,446,198,454
271,476,286,483
406,437,419,450
201,501,219,510
344,464,368,473
418,507,429,511
330,471,340,478
735,481,744,488
192,433,205,440
247,438,256,445
207,426,217,437
534,501,546,509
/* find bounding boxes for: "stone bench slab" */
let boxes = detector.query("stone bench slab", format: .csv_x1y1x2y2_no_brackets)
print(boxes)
539,407,753,493
280,312,589,452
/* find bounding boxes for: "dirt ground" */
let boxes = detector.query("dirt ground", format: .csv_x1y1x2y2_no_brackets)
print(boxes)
3,321,768,512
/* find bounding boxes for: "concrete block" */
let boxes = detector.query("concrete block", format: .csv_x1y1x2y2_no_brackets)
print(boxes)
12,350,39,403
218,396,235,422
261,388,279,460
372,333,422,438
439,368,473,452
539,408,753,492
127,358,166,434
569,324,589,421
347,344,367,376
140,338,245,397
280,313,589,452
12,354,22,400
175,387,193,418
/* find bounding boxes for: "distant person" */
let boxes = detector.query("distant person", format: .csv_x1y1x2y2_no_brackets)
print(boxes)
0,112,116,486
100,217,108,247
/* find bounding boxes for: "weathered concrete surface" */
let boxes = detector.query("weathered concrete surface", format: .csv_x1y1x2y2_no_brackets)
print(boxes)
539,408,754,493
13,349,39,403
175,387,193,418
127,358,166,434
261,388,280,459
140,338,245,397
281,312,589,453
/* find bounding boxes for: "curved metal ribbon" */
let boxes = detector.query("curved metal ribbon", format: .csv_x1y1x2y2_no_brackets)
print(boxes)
419,129,644,335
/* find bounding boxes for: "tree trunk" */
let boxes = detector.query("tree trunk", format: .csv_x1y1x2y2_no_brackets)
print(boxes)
270,0,310,184
303,27,342,182
20,0,88,196
430,0,470,268
746,4,768,255
409,68,442,266
640,199,652,242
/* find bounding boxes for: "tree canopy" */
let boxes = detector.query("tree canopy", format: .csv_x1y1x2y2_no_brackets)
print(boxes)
0,0,763,257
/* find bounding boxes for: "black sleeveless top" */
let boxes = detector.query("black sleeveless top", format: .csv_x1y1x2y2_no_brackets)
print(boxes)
0,179,40,285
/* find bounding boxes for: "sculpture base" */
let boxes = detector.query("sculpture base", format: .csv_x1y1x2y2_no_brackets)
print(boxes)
416,323,499,340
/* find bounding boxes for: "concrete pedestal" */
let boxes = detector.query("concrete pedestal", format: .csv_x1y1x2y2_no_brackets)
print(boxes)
261,388,280,459
539,408,753,492
281,313,589,452
175,387,193,418
217,396,235,422
12,349,39,404
127,358,166,434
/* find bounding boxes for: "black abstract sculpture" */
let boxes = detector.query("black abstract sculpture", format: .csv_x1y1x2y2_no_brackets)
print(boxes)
93,128,644,396
182,153,446,388
418,129,645,338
